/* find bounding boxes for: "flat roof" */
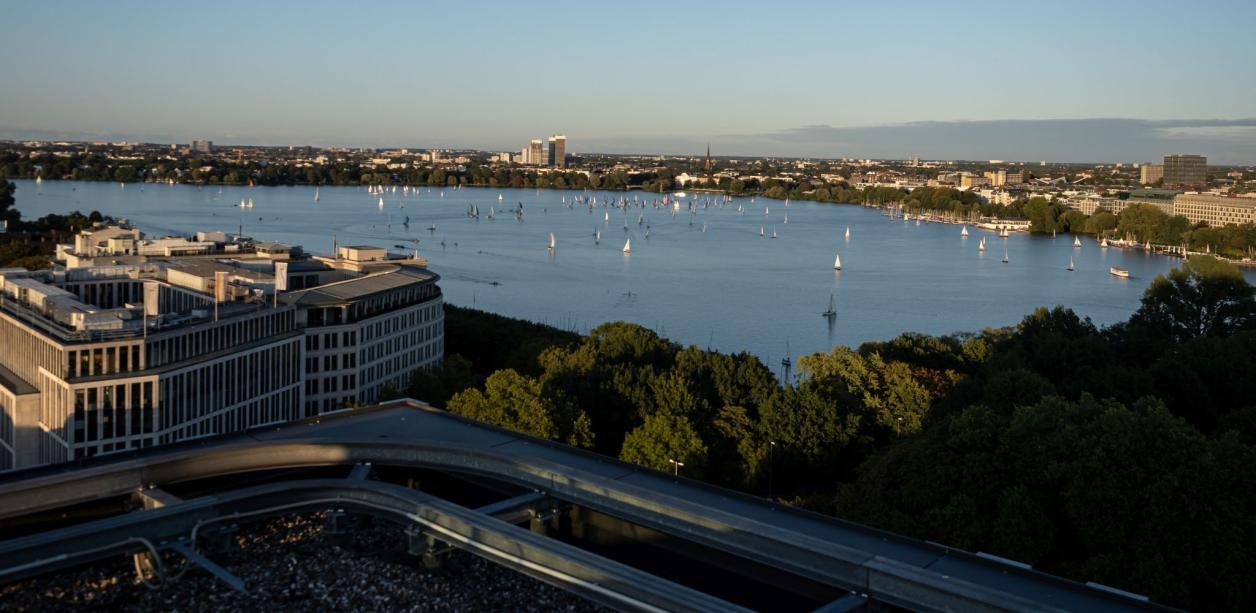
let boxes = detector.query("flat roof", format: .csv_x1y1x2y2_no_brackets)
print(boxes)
0,363,36,396
284,265,436,306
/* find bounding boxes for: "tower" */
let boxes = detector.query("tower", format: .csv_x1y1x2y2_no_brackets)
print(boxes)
704,144,712,171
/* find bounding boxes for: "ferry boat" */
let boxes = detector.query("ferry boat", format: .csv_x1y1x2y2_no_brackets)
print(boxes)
1109,267,1130,278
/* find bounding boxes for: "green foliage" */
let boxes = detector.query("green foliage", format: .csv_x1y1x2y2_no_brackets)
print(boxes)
1129,256,1256,344
838,396,1256,611
407,354,475,407
619,412,708,477
446,369,594,447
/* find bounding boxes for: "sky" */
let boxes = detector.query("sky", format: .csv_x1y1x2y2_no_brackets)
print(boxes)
2,0,1254,163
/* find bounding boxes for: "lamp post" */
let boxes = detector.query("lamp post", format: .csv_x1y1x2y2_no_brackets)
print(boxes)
667,458,684,476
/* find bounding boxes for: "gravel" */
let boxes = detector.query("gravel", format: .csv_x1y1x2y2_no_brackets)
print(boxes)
0,513,606,612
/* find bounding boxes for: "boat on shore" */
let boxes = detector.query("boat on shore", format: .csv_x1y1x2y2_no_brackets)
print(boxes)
1110,267,1130,278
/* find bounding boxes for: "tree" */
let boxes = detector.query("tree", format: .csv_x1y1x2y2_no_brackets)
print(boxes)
446,369,593,447
1129,256,1256,344
619,412,707,477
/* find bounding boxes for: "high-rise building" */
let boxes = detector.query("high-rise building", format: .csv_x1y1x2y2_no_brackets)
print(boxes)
526,139,544,166
1162,154,1207,186
547,134,566,168
192,140,213,154
1140,163,1164,185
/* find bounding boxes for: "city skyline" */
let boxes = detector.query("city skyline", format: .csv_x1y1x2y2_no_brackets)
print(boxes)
2,1,1255,163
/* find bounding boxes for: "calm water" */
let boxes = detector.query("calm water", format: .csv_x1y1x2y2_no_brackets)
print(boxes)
15,180,1248,371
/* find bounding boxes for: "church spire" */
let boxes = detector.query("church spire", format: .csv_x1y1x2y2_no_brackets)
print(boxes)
704,143,712,171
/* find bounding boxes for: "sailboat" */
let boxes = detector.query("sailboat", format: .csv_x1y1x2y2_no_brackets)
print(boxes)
770,227,778,239
978,238,986,251
961,226,968,237
604,212,610,223
833,253,842,270
1067,257,1075,271
622,239,631,253
548,232,556,251
1002,248,1009,264
35,175,41,185
784,215,789,224
1073,236,1082,248
314,187,320,202
760,226,765,237
246,198,254,209
1100,237,1109,248
845,226,851,240
498,193,503,202
822,293,836,319
378,197,384,209
595,230,601,245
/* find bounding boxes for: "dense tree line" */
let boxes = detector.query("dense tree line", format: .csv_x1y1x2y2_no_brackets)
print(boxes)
418,257,1256,611
0,180,105,269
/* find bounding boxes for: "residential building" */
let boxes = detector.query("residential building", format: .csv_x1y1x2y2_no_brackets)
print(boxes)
1163,154,1207,186
960,175,991,188
1140,163,1164,185
0,227,443,472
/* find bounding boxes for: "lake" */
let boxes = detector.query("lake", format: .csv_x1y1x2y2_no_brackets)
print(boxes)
14,180,1244,375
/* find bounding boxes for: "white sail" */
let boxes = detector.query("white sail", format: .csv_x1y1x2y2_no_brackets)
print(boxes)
622,239,631,253
961,226,968,236
314,187,320,201
845,226,851,239
760,226,765,237
834,253,842,270
978,238,986,251
548,232,556,250
1074,236,1082,247
1068,257,1075,270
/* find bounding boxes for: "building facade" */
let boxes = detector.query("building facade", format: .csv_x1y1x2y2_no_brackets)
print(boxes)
1172,193,1256,227
0,230,443,472
1163,154,1207,186
1140,163,1163,185
547,134,566,168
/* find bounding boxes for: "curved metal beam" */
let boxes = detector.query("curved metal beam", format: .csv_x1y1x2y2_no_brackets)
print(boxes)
0,478,747,613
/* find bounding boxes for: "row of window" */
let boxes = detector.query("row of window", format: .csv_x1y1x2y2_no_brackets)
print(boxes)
147,309,295,369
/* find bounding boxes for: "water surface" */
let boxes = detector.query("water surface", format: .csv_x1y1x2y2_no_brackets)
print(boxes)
16,180,1241,373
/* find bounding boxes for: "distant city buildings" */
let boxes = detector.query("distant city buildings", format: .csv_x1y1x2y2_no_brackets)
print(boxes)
0,226,443,471
1172,193,1256,226
547,135,566,169
1163,154,1207,186
191,140,213,154
516,134,567,167
1140,163,1164,185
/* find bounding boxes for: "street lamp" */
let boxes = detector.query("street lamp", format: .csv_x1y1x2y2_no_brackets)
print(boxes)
667,458,684,476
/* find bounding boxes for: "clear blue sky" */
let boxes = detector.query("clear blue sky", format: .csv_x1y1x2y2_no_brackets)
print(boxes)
2,0,1254,162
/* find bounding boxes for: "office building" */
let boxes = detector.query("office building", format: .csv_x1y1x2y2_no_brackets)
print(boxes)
192,140,213,154
1163,154,1207,186
0,227,443,471
1140,164,1164,185
547,134,566,168
1172,193,1256,227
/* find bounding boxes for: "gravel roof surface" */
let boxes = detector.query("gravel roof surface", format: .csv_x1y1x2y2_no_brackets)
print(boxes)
1,513,606,612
